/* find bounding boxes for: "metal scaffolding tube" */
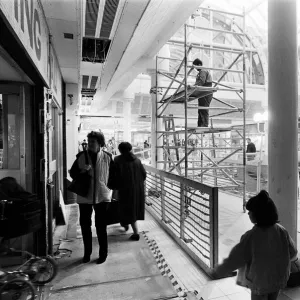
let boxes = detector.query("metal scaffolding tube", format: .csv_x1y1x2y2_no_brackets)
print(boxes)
157,68,194,117
212,96,242,108
242,9,247,212
187,106,240,111
167,39,257,53
213,53,243,87
195,7,244,18
160,46,193,103
157,146,242,150
184,24,188,178
186,24,245,37
188,65,244,74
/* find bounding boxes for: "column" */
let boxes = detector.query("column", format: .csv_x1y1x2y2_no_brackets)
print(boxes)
150,45,170,168
65,84,80,172
268,0,298,242
122,89,134,143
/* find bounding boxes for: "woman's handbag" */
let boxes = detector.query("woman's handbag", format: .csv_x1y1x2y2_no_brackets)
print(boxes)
106,199,120,225
68,151,90,197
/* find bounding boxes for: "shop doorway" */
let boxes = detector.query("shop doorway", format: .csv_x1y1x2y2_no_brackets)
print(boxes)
0,84,26,186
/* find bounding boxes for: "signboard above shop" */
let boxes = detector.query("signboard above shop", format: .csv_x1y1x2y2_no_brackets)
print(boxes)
0,0,63,107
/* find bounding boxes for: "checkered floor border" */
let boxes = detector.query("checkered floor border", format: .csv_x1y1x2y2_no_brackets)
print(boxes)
142,231,207,300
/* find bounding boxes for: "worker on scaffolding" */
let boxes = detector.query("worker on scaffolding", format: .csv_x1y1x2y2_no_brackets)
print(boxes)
246,138,256,161
193,58,213,127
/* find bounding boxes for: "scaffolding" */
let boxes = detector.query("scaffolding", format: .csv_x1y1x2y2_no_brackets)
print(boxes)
153,7,247,211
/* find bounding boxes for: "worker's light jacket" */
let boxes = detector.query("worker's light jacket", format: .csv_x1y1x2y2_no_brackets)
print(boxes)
70,150,112,204
215,223,298,295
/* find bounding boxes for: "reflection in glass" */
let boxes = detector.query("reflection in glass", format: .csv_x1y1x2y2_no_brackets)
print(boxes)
0,94,20,170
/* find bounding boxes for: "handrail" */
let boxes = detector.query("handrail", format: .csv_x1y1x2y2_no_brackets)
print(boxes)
145,165,215,194
144,165,219,273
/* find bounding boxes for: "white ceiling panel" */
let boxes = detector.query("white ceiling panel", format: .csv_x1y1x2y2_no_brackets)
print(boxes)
41,0,81,84
60,67,80,83
41,0,78,22
81,61,103,77
47,19,78,69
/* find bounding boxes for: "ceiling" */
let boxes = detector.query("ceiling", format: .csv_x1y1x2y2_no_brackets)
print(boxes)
41,0,81,84
41,0,205,112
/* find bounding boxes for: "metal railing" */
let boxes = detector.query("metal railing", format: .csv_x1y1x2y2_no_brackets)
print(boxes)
144,165,218,273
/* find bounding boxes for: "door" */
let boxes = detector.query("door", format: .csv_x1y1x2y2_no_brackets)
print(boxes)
42,88,62,254
0,84,25,186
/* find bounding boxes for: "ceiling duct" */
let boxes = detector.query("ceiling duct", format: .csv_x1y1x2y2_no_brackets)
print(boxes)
100,0,120,39
82,38,111,63
85,0,100,37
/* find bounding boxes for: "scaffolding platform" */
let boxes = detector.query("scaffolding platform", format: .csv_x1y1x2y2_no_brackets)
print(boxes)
157,127,233,134
162,86,217,103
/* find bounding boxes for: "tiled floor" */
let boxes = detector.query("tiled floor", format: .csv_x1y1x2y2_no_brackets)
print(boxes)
51,190,300,300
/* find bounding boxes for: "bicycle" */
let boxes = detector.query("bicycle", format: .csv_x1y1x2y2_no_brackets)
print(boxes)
0,199,58,299
0,270,35,300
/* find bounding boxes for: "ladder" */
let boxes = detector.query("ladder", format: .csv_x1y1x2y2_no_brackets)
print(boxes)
163,115,180,172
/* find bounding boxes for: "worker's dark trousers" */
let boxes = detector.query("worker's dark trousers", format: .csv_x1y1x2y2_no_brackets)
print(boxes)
79,202,109,257
198,93,213,127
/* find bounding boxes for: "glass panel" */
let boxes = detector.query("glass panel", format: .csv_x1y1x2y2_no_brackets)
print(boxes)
51,107,57,161
0,94,20,169
0,94,3,169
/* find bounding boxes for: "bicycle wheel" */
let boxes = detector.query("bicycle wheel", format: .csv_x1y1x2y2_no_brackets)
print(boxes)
0,278,35,300
28,256,58,284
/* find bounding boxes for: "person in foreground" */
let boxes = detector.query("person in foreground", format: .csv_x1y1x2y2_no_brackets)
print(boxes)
211,190,298,300
109,142,146,241
70,131,113,264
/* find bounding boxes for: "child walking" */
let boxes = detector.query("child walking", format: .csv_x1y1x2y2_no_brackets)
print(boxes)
212,190,298,300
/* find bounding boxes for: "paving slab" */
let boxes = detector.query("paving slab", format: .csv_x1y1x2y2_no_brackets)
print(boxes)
49,232,177,300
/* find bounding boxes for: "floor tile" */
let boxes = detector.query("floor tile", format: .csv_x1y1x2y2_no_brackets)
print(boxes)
197,282,226,299
277,293,293,300
215,278,246,295
227,292,250,300
282,287,300,300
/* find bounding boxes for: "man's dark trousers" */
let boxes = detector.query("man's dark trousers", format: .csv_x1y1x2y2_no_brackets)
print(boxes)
79,202,110,257
197,82,213,127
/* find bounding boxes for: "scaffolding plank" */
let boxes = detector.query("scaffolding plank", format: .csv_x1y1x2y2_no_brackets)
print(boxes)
162,86,217,103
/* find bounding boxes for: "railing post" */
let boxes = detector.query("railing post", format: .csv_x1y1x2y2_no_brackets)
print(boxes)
210,187,219,269
161,178,166,222
180,183,185,240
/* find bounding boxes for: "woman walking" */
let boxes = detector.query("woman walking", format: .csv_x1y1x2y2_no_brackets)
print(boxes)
110,142,146,241
70,131,113,264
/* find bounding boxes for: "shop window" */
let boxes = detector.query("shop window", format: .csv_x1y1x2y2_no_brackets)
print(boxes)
0,94,20,169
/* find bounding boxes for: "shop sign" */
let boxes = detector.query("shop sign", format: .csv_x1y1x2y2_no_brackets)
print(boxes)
0,0,49,85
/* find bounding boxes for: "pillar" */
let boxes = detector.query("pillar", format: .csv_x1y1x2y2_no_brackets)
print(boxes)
65,84,80,172
123,89,134,143
268,0,298,242
150,45,170,168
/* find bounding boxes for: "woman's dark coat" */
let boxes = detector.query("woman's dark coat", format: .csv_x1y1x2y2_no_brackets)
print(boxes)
109,152,146,224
